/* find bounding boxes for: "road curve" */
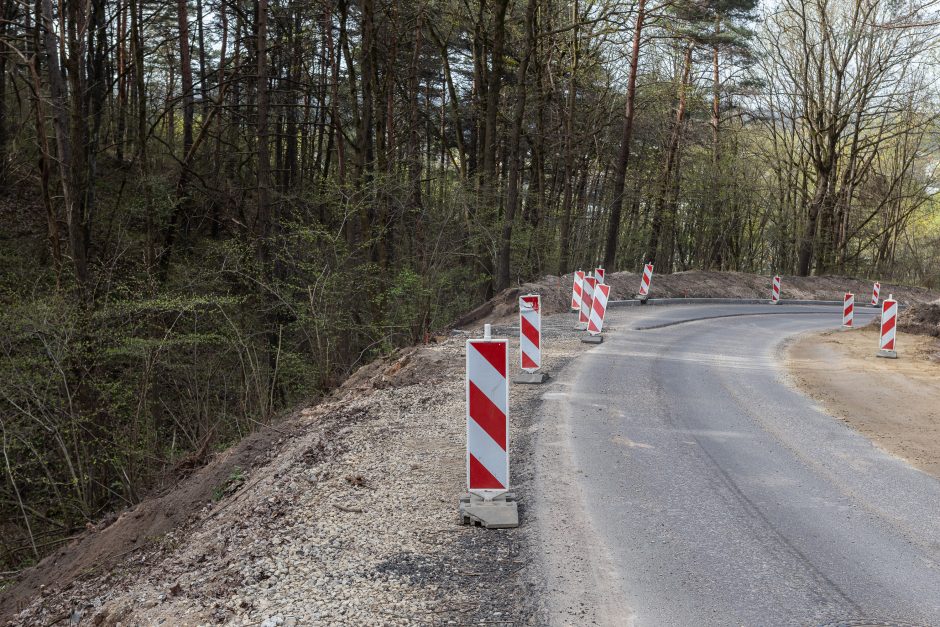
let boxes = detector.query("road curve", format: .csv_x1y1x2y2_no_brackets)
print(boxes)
530,305,940,627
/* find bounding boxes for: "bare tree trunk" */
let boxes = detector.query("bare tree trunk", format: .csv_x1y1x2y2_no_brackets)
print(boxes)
557,0,579,275
41,0,89,298
647,44,692,270
495,0,537,291
256,0,271,245
601,0,645,270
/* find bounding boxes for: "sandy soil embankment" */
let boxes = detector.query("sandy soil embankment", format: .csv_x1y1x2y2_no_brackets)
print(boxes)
786,325,940,479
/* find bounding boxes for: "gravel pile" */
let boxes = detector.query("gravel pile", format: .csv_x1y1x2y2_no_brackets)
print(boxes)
7,313,587,626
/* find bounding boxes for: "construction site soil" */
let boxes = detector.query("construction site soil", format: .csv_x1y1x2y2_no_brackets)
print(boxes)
787,302,940,482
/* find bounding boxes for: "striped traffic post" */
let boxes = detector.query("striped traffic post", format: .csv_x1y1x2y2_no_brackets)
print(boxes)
871,282,881,307
571,270,585,312
595,267,605,284
579,275,597,328
842,293,854,329
583,283,611,344
460,324,518,528
638,264,654,299
771,276,781,304
877,296,898,359
516,295,546,384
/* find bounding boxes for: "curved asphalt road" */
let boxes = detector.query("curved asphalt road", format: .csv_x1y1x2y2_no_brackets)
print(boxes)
534,304,940,626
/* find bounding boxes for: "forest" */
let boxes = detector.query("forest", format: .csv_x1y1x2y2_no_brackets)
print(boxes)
0,0,938,573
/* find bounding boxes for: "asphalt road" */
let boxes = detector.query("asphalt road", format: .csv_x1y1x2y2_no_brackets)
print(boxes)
532,304,940,627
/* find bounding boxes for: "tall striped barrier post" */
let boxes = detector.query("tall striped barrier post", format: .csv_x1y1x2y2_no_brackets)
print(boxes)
842,293,854,329
871,282,881,307
578,275,597,330
638,264,654,301
516,295,546,384
771,275,781,304
459,324,519,528
595,267,605,283
571,270,585,312
582,283,611,344
877,296,898,359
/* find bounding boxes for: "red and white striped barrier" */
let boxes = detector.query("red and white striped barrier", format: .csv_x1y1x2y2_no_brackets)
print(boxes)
466,330,509,496
588,283,611,335
871,282,880,307
580,276,597,326
519,295,541,372
842,293,854,328
771,275,781,304
639,264,653,297
571,270,585,311
595,267,605,284
878,296,898,359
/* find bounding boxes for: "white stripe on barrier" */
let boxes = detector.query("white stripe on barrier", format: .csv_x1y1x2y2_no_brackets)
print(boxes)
467,344,508,417
467,419,509,490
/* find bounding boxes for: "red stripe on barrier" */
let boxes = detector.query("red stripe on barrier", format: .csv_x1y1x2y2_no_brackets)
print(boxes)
468,381,507,450
522,353,538,370
469,453,505,489
882,314,896,336
473,341,507,378
521,316,540,349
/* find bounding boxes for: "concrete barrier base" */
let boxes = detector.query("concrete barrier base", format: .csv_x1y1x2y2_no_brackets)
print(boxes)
581,335,603,344
840,325,854,331
877,349,898,359
459,493,519,529
514,372,547,384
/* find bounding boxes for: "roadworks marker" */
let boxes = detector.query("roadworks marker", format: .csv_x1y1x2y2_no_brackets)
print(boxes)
877,296,898,359
771,275,781,304
871,282,881,307
579,275,597,329
842,293,854,329
516,295,546,384
583,283,611,344
638,264,654,300
595,267,605,283
460,324,519,528
571,270,584,311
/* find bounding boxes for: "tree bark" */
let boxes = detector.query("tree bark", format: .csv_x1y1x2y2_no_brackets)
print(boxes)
495,0,536,291
647,44,692,271
601,0,645,270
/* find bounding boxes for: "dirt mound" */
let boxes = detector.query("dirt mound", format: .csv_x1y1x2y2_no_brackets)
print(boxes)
454,271,940,326
899,300,940,337
0,421,291,619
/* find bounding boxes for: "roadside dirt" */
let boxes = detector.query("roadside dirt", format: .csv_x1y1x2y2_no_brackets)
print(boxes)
786,325,940,480
898,301,940,337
